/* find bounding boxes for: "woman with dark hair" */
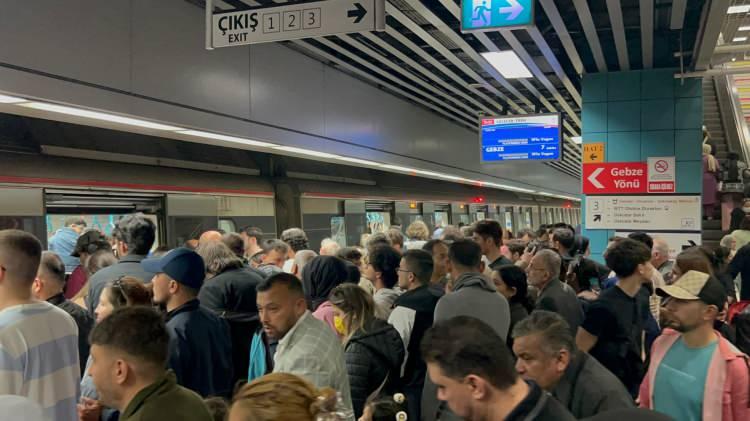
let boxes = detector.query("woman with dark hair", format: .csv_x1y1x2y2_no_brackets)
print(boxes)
79,276,152,421
329,284,404,418
302,255,350,333
491,265,533,349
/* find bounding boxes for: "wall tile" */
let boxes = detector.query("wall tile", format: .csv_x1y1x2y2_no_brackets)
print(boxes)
641,130,675,159
583,102,608,133
675,97,703,129
608,71,641,101
675,129,703,161
675,160,703,194
641,69,675,99
674,77,702,98
582,132,608,145
608,101,641,132
607,132,641,162
583,73,608,103
641,99,675,131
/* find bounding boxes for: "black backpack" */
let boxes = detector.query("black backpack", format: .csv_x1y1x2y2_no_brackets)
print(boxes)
733,311,750,355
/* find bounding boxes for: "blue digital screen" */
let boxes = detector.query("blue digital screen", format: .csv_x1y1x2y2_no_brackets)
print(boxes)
461,0,534,32
480,114,562,162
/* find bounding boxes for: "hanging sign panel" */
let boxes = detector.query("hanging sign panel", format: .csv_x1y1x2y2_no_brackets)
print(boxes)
479,114,562,162
582,162,648,194
585,195,701,231
461,0,534,32
210,0,385,48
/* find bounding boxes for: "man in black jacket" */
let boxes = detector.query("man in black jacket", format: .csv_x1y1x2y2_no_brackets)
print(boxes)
32,251,93,375
143,247,233,398
512,311,634,418
422,316,576,421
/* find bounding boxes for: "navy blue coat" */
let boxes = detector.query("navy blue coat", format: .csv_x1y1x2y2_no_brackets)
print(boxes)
166,299,233,398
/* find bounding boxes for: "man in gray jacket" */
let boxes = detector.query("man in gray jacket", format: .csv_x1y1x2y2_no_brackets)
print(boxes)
512,311,634,418
421,239,510,420
527,249,583,334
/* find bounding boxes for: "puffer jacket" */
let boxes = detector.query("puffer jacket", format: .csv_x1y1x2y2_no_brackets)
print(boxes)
345,318,405,418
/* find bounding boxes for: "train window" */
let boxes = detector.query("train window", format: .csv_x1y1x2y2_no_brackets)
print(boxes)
218,219,236,234
366,212,390,234
434,211,449,228
503,209,513,232
330,216,346,247
46,213,160,249
524,208,532,229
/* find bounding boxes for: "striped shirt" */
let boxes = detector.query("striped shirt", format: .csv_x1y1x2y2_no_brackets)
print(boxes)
0,301,80,421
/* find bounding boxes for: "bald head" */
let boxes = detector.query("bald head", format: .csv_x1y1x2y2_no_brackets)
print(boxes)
199,231,222,244
0,230,42,288
651,238,670,268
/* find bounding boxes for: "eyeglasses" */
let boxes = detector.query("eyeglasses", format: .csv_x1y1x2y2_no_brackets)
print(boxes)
397,268,412,274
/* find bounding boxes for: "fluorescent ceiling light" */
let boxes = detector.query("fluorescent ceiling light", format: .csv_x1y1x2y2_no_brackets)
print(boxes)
272,146,340,159
480,51,532,79
739,26,750,31
728,5,750,13
20,102,184,131
0,94,27,104
334,156,383,166
180,129,276,148
570,136,582,144
381,164,418,173
734,36,748,42
484,182,535,193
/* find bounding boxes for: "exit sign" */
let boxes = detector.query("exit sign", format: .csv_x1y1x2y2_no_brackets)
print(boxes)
461,0,534,32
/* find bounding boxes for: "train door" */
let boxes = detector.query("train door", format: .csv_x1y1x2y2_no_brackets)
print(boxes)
0,187,46,246
501,206,514,234
165,194,218,248
523,207,533,230
45,189,164,248
434,204,451,228
217,195,276,241
365,201,393,234
451,203,470,226
470,205,488,222
301,198,344,249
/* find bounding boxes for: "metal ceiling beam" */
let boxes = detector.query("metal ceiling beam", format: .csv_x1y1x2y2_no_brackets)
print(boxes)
385,4,527,114
359,32,496,116
670,0,687,30
606,0,630,70
526,28,583,106
437,0,582,131
403,1,536,111
337,34,480,118
715,43,750,53
640,0,654,69
572,0,609,72
538,0,585,75
291,40,475,129
692,0,731,70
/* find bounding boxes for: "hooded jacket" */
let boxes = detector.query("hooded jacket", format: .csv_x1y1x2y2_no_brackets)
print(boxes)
48,227,80,273
303,256,349,311
423,272,511,421
345,318,405,417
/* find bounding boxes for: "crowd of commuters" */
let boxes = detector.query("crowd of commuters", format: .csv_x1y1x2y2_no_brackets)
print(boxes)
0,215,749,420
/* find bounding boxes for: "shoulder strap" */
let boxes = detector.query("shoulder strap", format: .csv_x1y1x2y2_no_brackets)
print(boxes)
522,391,549,421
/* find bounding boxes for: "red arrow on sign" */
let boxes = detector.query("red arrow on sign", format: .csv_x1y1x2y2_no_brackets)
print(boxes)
582,162,648,194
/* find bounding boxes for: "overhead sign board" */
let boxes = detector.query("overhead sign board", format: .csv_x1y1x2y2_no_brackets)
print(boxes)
647,156,676,193
210,0,385,48
585,195,701,231
480,114,561,162
582,143,604,163
582,162,647,194
461,0,534,32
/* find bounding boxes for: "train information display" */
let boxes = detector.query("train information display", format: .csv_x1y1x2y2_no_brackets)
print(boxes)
480,114,562,162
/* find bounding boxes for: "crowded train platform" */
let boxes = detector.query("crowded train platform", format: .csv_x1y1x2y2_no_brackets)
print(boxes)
1,0,750,420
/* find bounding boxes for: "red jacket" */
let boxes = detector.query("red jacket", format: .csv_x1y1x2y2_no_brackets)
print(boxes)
639,329,750,420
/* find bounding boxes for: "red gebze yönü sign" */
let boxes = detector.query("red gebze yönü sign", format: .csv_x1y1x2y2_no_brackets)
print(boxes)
582,162,648,194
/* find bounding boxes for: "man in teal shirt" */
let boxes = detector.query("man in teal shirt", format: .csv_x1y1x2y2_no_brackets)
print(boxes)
639,270,750,420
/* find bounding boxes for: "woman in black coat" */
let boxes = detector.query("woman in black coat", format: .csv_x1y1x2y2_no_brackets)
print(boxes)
329,284,405,418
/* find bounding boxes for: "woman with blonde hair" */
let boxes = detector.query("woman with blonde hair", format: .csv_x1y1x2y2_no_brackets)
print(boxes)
703,143,719,219
405,220,429,250
229,373,345,421
329,284,404,418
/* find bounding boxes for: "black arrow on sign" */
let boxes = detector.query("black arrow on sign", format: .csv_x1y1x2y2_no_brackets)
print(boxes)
593,214,602,222
348,2,367,23
589,153,597,161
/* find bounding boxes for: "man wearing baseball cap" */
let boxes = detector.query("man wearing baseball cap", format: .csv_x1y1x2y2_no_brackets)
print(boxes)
142,247,233,398
639,270,749,420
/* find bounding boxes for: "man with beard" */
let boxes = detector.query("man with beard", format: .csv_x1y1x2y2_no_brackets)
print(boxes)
639,270,750,420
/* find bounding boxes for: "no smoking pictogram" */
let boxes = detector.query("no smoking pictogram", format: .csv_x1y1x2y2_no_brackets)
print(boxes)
654,160,669,173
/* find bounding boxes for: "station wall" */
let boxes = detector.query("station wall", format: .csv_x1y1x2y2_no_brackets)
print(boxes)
581,69,704,262
0,0,579,194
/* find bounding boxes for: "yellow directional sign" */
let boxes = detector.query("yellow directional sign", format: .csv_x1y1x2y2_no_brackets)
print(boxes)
583,142,605,163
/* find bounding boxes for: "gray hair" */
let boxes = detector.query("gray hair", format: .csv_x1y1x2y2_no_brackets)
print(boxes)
720,235,734,250
512,310,575,355
535,249,561,280
653,238,670,255
261,239,289,255
294,249,317,274
197,241,244,276
320,238,341,256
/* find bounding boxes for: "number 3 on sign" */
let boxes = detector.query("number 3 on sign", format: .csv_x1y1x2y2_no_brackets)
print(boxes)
303,8,321,29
